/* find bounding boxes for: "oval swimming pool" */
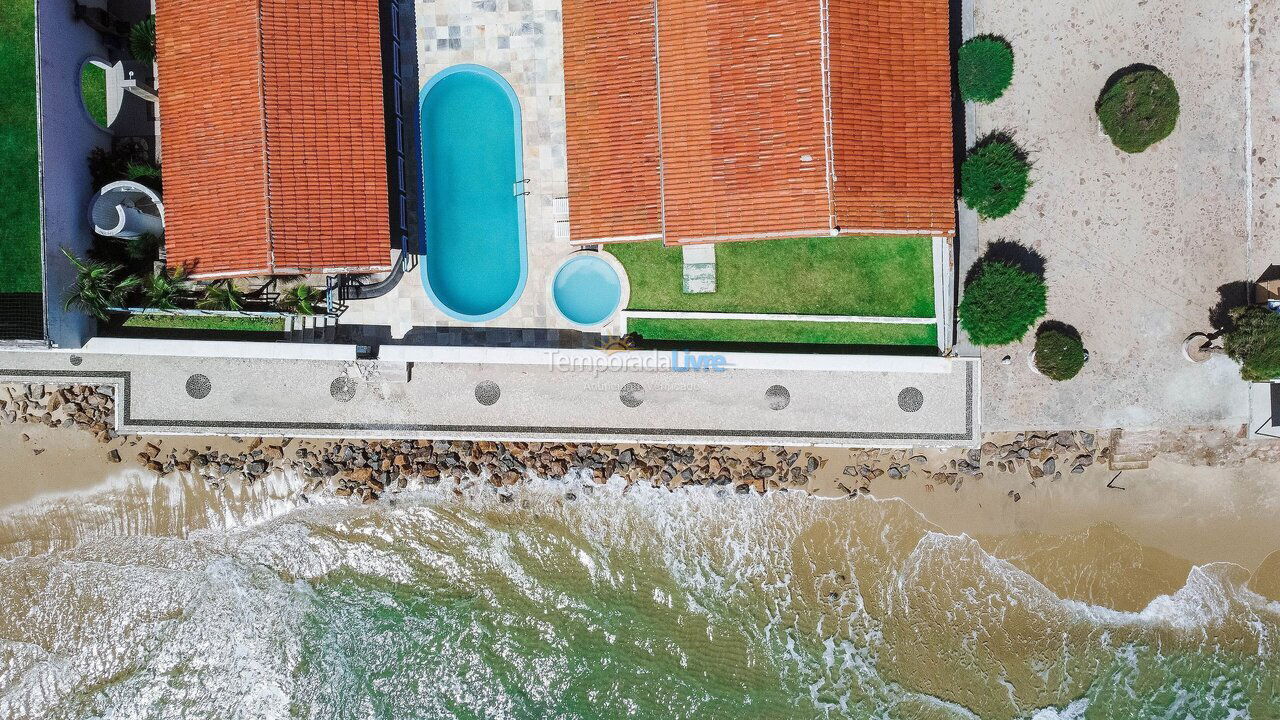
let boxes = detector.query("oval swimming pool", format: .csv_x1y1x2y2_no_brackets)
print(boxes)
551,254,623,327
420,65,527,321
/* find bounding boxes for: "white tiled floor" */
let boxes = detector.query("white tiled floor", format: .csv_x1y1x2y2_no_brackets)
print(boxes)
342,0,624,339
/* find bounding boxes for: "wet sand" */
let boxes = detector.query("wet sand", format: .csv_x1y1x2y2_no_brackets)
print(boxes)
1,421,1278,612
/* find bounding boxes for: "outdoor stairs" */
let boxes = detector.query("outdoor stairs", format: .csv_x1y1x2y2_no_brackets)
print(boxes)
283,315,336,344
1107,428,1158,471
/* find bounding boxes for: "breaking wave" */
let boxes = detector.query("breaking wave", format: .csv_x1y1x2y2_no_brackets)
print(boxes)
0,469,1275,719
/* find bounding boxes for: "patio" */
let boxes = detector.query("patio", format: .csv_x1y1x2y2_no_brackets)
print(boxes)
339,0,623,339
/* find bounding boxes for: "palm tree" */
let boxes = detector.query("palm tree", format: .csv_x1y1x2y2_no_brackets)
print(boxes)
141,266,188,310
196,281,246,311
61,248,139,321
276,282,326,315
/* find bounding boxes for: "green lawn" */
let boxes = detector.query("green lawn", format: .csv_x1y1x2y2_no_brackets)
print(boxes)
607,235,935,318
627,318,938,347
122,314,286,332
80,62,107,127
0,0,41,294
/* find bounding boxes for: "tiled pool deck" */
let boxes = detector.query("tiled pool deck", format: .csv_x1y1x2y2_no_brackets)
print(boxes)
341,0,623,339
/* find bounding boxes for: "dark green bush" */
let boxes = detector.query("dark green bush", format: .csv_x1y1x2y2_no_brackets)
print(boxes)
958,36,1014,103
1034,329,1085,380
958,261,1047,346
130,16,156,64
1224,305,1280,382
1096,67,1179,153
961,138,1030,219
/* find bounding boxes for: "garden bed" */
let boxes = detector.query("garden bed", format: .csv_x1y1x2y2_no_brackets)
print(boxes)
626,317,938,347
120,313,286,332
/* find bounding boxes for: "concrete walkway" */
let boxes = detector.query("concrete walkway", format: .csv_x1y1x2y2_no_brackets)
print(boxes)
0,344,979,447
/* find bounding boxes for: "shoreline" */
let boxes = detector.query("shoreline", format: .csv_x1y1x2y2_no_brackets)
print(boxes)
2,382,1279,611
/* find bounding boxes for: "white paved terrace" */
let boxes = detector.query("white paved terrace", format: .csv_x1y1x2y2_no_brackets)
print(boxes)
0,343,979,447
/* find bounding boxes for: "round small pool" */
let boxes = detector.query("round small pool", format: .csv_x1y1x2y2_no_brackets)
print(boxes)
551,254,624,327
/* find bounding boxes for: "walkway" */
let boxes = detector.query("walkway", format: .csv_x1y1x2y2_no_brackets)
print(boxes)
0,343,979,447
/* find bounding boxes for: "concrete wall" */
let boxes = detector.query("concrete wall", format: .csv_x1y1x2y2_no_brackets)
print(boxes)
35,0,115,348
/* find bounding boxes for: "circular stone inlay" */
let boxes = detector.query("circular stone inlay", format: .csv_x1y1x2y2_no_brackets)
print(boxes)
620,382,644,408
185,374,212,400
330,376,357,402
897,387,924,413
69,355,84,367
475,380,501,406
765,385,790,410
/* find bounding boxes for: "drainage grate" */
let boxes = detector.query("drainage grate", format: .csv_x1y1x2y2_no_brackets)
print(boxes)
69,355,84,367
897,387,924,413
475,380,501,406
330,376,357,402
185,374,212,400
620,382,644,408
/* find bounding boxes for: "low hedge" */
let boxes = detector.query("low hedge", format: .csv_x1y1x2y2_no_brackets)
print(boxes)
961,138,1030,219
958,261,1046,346
1034,329,1085,380
958,36,1014,103
1096,67,1179,153
1224,305,1280,382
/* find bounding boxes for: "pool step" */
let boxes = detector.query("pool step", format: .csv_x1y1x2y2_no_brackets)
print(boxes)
283,314,336,344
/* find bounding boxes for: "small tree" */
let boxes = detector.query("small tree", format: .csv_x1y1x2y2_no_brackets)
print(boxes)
958,36,1014,103
959,261,1047,346
141,266,189,310
1224,305,1280,382
276,283,326,315
197,281,246,311
961,138,1030,219
61,248,139,321
1096,67,1179,153
129,16,156,64
1034,328,1085,380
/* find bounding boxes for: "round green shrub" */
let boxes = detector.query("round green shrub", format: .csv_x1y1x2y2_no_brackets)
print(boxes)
961,139,1030,219
1224,305,1280,382
958,261,1047,346
1096,67,1179,153
1034,329,1085,380
958,36,1014,103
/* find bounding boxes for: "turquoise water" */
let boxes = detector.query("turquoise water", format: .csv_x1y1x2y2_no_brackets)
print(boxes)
552,254,622,326
0,476,1276,719
420,65,527,321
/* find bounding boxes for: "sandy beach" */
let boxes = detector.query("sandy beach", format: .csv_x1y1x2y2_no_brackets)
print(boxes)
3,387,1279,614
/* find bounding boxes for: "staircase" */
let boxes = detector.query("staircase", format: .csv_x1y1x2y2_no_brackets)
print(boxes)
1107,428,1158,471
283,315,336,343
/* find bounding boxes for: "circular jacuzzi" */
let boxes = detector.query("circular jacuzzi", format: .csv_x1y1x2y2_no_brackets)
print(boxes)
550,253,625,328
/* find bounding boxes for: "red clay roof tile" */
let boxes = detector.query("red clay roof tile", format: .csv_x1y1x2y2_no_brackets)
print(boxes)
157,0,391,279
563,0,663,242
563,0,956,245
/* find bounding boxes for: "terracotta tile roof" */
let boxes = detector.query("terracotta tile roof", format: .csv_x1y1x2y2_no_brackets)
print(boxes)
829,0,955,235
657,0,831,243
563,0,956,245
157,0,391,279
563,0,663,242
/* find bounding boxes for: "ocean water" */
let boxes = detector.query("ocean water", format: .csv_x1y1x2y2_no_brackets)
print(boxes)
0,471,1276,720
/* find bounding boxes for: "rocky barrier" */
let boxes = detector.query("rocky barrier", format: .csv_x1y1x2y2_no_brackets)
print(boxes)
1,382,1267,502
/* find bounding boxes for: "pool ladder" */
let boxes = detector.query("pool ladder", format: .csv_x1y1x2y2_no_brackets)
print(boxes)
514,178,531,197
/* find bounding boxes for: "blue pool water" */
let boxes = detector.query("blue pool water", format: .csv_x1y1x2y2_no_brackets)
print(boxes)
552,254,622,326
419,65,527,321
